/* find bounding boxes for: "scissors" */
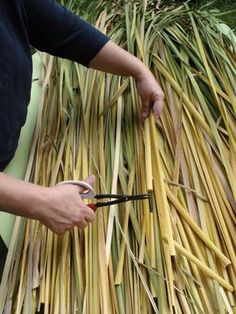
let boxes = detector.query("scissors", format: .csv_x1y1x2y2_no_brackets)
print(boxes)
58,180,150,211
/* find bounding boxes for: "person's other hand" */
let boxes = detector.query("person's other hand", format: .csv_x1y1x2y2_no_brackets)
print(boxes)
135,68,164,122
38,175,96,234
88,40,164,121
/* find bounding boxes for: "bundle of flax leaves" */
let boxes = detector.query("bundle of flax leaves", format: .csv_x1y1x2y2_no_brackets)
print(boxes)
1,1,236,313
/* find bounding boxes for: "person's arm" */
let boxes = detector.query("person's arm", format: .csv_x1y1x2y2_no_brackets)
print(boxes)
0,172,95,234
89,41,164,121
24,0,110,66
24,0,164,121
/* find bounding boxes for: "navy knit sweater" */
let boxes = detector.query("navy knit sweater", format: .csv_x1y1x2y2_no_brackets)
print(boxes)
0,0,109,170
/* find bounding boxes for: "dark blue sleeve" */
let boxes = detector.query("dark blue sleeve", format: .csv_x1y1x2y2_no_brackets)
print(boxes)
24,0,110,67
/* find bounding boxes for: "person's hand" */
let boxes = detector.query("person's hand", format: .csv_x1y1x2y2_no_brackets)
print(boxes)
37,175,96,234
88,40,164,121
135,68,164,122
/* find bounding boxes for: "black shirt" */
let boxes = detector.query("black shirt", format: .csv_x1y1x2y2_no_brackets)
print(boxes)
0,0,109,170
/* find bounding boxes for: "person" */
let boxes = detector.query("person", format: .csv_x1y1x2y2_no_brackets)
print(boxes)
0,0,164,234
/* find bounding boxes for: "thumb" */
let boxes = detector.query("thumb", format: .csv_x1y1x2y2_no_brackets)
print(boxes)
83,174,95,186
77,175,96,194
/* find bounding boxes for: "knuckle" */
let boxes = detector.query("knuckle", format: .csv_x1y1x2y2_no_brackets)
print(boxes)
78,223,86,230
158,92,164,99
86,217,93,223
75,218,87,229
55,228,65,235
92,213,96,220
53,224,74,235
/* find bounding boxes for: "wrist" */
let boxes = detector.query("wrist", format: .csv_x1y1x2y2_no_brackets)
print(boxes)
131,61,152,82
24,185,50,221
9,183,50,221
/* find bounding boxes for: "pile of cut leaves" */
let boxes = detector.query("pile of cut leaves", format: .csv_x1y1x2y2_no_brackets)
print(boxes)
0,1,235,313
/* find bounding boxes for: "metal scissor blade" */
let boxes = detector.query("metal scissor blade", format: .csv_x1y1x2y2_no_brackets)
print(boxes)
95,193,149,200
95,194,150,208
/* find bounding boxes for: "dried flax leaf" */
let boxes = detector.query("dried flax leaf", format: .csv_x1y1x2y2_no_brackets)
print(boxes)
153,56,212,138
190,14,236,200
144,119,153,191
149,115,176,311
114,163,135,284
167,188,231,267
105,92,123,263
174,241,233,291
1,3,236,313
113,215,159,313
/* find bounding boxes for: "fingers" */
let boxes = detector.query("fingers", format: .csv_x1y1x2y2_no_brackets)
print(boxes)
84,207,96,223
76,174,96,222
136,68,164,122
41,176,97,234
51,207,95,234
141,98,151,120
75,175,96,227
76,219,87,230
152,93,164,122
77,174,95,194
141,93,164,122
83,174,96,186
